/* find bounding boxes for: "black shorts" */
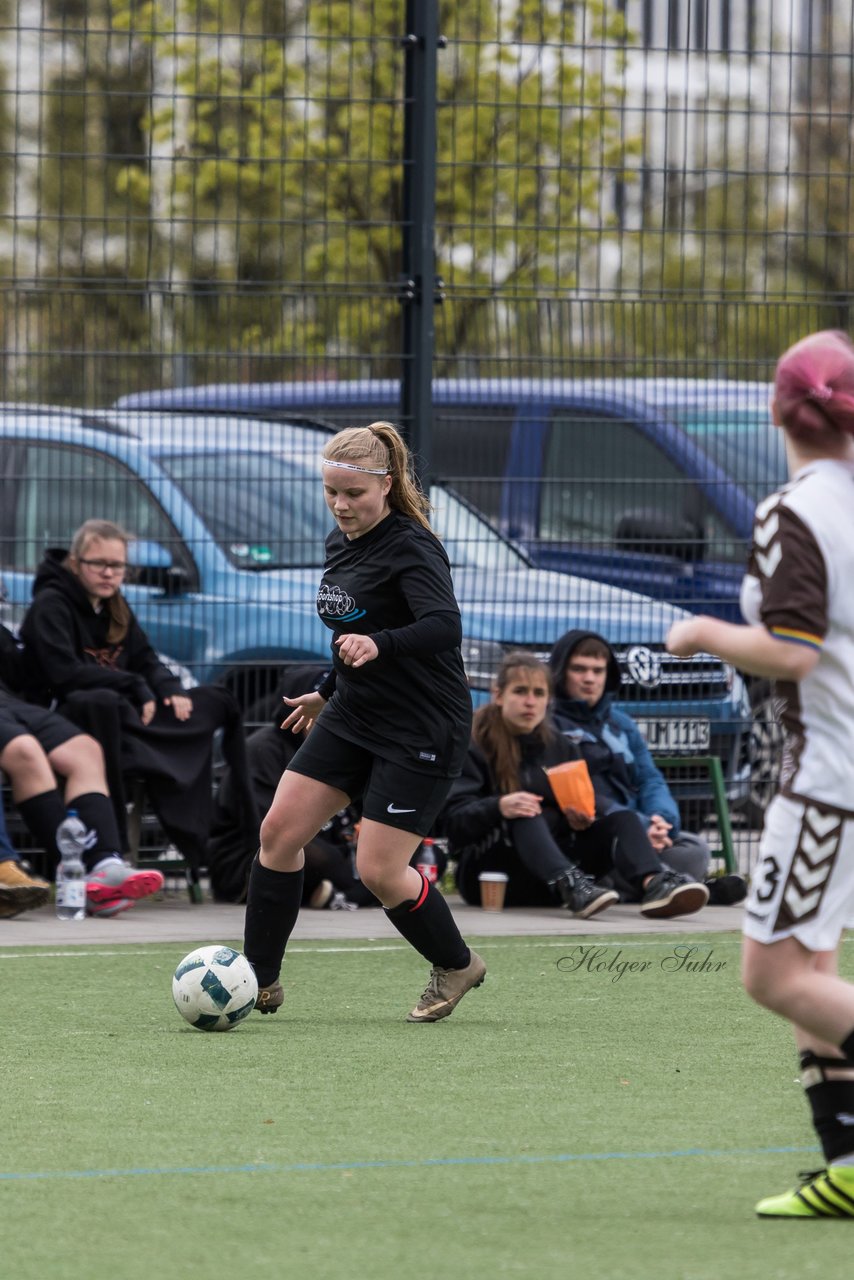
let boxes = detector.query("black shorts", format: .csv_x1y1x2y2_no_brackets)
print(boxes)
287,720,454,837
0,699,83,755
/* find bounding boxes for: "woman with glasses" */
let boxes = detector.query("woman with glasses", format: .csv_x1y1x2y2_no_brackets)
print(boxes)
19,519,256,897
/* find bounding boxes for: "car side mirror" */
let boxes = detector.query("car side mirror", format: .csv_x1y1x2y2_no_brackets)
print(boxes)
614,509,705,564
128,539,190,595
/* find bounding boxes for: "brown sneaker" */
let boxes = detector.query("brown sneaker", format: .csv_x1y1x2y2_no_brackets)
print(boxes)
407,950,486,1023
0,859,51,913
255,980,284,1014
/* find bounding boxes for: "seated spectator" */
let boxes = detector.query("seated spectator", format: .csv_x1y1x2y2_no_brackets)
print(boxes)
549,629,742,908
442,653,620,917
0,680,163,917
444,651,711,918
0,789,49,918
18,519,258,886
207,665,377,910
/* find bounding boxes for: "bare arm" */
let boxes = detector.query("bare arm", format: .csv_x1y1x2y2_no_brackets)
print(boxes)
666,616,819,682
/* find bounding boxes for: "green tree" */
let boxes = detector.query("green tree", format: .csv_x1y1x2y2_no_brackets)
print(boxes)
110,0,636,380
608,168,823,380
786,13,854,334
11,0,160,402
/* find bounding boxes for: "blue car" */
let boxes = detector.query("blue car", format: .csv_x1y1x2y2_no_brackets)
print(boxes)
117,376,783,622
0,406,750,810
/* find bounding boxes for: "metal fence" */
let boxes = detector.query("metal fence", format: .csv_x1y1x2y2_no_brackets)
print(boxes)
2,1,850,400
1,0,851,836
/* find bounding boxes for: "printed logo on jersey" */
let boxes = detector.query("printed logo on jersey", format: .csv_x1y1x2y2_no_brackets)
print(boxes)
753,495,783,580
772,804,844,932
317,583,365,623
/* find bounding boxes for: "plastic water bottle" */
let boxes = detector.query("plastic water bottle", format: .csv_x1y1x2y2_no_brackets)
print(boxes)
413,837,439,884
55,809,89,921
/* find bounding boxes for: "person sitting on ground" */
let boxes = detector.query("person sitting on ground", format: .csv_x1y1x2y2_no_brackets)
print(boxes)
548,629,741,911
0,684,163,918
441,651,692,918
207,664,377,910
18,519,257,888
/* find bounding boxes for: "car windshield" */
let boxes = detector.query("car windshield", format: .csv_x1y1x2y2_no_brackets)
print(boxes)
159,451,527,572
665,405,787,501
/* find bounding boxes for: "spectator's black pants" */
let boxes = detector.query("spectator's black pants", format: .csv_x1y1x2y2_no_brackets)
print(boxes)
571,809,661,890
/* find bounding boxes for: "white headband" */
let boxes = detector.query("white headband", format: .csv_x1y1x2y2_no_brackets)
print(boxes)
322,457,389,475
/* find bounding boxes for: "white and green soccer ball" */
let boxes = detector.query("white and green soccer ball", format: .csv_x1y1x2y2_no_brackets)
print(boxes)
172,945,258,1031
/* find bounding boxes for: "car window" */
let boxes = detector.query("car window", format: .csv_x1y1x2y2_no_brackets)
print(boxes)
541,411,704,544
7,443,188,573
433,406,516,522
160,452,330,568
429,486,528,574
665,407,787,501
265,400,517,524
158,448,528,574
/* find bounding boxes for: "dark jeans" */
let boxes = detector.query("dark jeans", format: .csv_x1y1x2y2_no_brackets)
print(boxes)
572,809,661,890
455,811,575,907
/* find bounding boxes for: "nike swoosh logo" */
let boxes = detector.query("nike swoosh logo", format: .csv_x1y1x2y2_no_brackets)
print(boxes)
387,804,416,814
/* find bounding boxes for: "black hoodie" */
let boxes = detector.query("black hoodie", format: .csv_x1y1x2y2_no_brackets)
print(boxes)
548,628,622,699
19,549,183,709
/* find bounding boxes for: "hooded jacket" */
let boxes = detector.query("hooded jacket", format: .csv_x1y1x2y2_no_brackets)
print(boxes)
548,628,681,832
19,549,184,708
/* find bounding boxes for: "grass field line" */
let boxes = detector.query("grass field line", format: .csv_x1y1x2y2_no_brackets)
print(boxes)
0,936,748,961
0,1144,820,1184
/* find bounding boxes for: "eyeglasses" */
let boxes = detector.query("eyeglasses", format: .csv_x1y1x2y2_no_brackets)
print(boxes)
78,559,128,575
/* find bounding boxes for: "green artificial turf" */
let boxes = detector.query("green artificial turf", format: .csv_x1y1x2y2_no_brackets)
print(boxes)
2,931,851,1279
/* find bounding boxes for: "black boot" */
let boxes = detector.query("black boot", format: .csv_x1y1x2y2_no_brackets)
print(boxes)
550,867,619,919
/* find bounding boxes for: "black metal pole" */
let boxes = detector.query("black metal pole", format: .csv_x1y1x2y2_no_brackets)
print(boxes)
400,0,439,484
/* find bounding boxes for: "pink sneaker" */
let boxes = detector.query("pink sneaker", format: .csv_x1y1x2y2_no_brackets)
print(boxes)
86,857,165,907
87,894,133,918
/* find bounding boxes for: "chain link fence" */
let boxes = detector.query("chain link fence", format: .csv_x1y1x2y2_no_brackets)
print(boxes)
1,0,850,856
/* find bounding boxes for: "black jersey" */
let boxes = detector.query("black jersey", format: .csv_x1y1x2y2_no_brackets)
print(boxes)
314,509,472,775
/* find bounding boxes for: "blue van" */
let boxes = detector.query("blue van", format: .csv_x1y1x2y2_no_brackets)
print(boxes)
117,377,783,622
0,406,750,811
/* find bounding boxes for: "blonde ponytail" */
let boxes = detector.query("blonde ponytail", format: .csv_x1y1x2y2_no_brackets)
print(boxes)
322,422,433,532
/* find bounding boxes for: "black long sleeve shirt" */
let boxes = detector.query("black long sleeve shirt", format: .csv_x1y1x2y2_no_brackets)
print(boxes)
315,510,472,776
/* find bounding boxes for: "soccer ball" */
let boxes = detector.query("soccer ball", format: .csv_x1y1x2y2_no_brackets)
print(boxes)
172,944,258,1031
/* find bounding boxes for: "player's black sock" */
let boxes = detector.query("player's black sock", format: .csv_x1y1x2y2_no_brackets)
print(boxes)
17,789,66,871
71,792,124,869
840,1028,854,1060
243,855,304,988
800,1049,854,1162
385,875,470,970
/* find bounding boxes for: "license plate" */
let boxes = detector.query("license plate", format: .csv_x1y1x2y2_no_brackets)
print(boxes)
636,718,710,753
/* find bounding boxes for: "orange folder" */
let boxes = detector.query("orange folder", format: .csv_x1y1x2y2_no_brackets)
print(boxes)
545,760,595,819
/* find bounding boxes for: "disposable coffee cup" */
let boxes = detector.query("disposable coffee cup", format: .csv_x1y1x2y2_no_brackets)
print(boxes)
479,870,509,912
